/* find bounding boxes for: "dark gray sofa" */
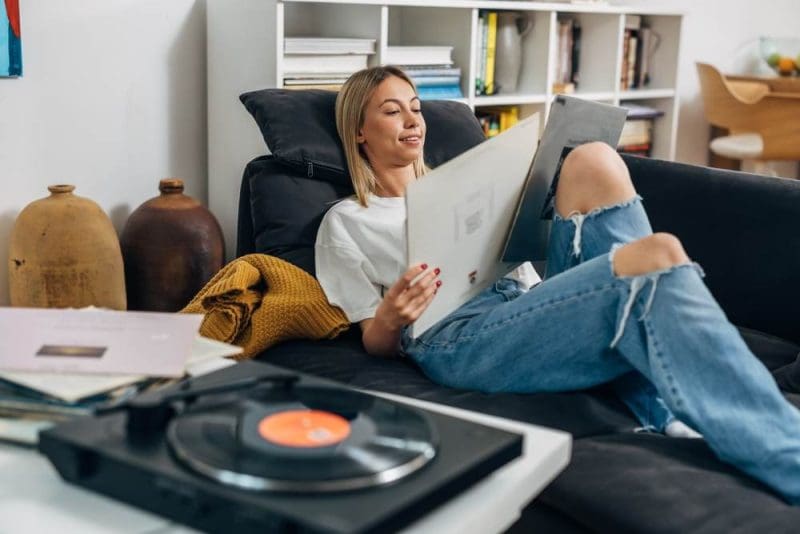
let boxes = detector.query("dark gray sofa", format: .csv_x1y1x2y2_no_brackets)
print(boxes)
236,90,800,532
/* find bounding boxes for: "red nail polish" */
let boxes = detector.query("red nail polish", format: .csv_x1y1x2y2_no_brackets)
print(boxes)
436,280,442,287
421,263,428,270
434,267,441,275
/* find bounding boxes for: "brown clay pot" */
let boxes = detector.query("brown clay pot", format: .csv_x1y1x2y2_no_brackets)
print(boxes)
120,178,224,312
8,184,127,309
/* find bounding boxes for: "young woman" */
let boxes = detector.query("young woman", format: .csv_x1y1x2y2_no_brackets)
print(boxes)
314,66,800,503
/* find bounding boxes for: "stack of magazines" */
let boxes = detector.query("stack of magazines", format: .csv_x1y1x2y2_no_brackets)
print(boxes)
283,37,377,90
0,336,241,445
386,46,463,100
403,65,464,100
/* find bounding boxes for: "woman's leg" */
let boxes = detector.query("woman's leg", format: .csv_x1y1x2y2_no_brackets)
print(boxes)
545,142,645,277
545,142,677,432
403,236,800,503
610,237,800,503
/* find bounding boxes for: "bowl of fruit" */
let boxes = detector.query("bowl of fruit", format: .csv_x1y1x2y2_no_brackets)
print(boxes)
760,36,800,76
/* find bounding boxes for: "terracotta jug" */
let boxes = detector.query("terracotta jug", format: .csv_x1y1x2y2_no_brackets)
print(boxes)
8,184,127,309
120,178,224,312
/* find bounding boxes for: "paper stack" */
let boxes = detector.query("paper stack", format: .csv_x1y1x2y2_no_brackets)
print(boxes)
386,46,463,100
0,336,241,445
283,37,376,90
0,307,242,445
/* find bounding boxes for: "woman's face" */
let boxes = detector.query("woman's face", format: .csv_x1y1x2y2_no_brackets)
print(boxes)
357,75,426,168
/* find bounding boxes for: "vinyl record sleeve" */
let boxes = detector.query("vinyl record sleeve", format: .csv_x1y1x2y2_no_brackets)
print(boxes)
501,95,627,263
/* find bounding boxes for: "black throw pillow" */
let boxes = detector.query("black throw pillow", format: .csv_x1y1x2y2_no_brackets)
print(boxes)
239,88,486,185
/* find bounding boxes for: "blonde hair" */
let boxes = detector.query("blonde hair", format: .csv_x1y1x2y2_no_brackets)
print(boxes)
335,66,428,207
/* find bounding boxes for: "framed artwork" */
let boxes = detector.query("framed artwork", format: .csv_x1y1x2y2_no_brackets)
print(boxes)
1,0,21,77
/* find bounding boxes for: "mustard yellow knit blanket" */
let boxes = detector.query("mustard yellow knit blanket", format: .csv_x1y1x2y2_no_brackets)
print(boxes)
181,254,349,359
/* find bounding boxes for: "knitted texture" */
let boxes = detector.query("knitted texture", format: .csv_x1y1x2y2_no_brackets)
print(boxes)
182,254,349,359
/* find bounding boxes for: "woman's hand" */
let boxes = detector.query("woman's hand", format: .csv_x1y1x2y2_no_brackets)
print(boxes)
360,263,441,356
377,263,441,329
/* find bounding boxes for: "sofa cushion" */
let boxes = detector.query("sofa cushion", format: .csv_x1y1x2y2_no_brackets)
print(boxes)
239,88,486,185
238,156,350,275
772,353,800,393
738,326,800,394
540,424,800,533
626,154,800,345
739,326,800,372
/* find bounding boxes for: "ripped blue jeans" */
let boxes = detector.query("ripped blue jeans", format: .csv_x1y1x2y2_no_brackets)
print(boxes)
401,196,800,504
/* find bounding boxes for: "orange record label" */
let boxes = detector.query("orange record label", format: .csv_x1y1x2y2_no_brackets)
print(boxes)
258,410,351,448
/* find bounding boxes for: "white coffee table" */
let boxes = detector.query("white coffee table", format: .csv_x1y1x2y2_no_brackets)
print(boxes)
0,394,571,534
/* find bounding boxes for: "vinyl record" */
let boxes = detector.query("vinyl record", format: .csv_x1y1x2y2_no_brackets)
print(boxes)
167,385,438,492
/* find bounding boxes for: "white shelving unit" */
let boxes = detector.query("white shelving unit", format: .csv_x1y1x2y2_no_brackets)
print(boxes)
208,0,684,259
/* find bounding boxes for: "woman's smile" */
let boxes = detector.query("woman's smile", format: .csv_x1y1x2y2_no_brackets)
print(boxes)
400,133,422,146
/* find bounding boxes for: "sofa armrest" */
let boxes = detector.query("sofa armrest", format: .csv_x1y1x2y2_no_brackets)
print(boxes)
623,155,800,344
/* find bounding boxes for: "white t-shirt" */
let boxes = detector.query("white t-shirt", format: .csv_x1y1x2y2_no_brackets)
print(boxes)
315,194,541,323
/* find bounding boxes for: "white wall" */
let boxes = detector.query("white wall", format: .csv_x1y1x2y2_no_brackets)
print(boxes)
0,0,206,305
627,0,800,176
0,0,796,306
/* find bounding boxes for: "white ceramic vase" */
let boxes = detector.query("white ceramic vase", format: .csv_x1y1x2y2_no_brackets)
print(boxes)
494,12,533,94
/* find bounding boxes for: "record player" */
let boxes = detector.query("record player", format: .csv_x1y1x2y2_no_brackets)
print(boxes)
39,361,523,533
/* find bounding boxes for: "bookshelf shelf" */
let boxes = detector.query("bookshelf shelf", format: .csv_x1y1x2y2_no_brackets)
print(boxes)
474,94,548,106
208,0,684,257
619,89,676,100
568,91,616,102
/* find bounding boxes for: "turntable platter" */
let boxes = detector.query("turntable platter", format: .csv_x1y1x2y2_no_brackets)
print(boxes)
167,386,438,492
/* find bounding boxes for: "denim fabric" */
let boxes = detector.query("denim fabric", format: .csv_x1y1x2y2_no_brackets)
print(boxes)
546,196,675,433
401,196,800,504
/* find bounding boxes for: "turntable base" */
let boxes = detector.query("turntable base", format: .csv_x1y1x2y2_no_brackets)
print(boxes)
0,396,570,534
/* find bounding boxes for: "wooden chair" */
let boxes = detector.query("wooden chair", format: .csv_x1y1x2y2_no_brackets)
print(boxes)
696,62,800,175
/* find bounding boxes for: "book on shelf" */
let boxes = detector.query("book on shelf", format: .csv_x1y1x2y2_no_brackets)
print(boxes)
416,84,464,100
413,75,461,87
552,82,575,95
477,106,520,138
400,65,463,90
637,27,659,88
627,32,638,90
475,12,487,95
384,46,453,67
484,11,498,95
620,17,660,90
622,102,665,120
570,21,582,87
619,119,653,147
474,11,501,96
284,72,355,81
284,84,343,91
554,18,574,92
284,77,348,86
401,65,461,78
283,72,350,90
551,16,582,92
283,54,369,75
625,14,642,31
617,142,652,157
617,103,663,157
284,37,376,55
